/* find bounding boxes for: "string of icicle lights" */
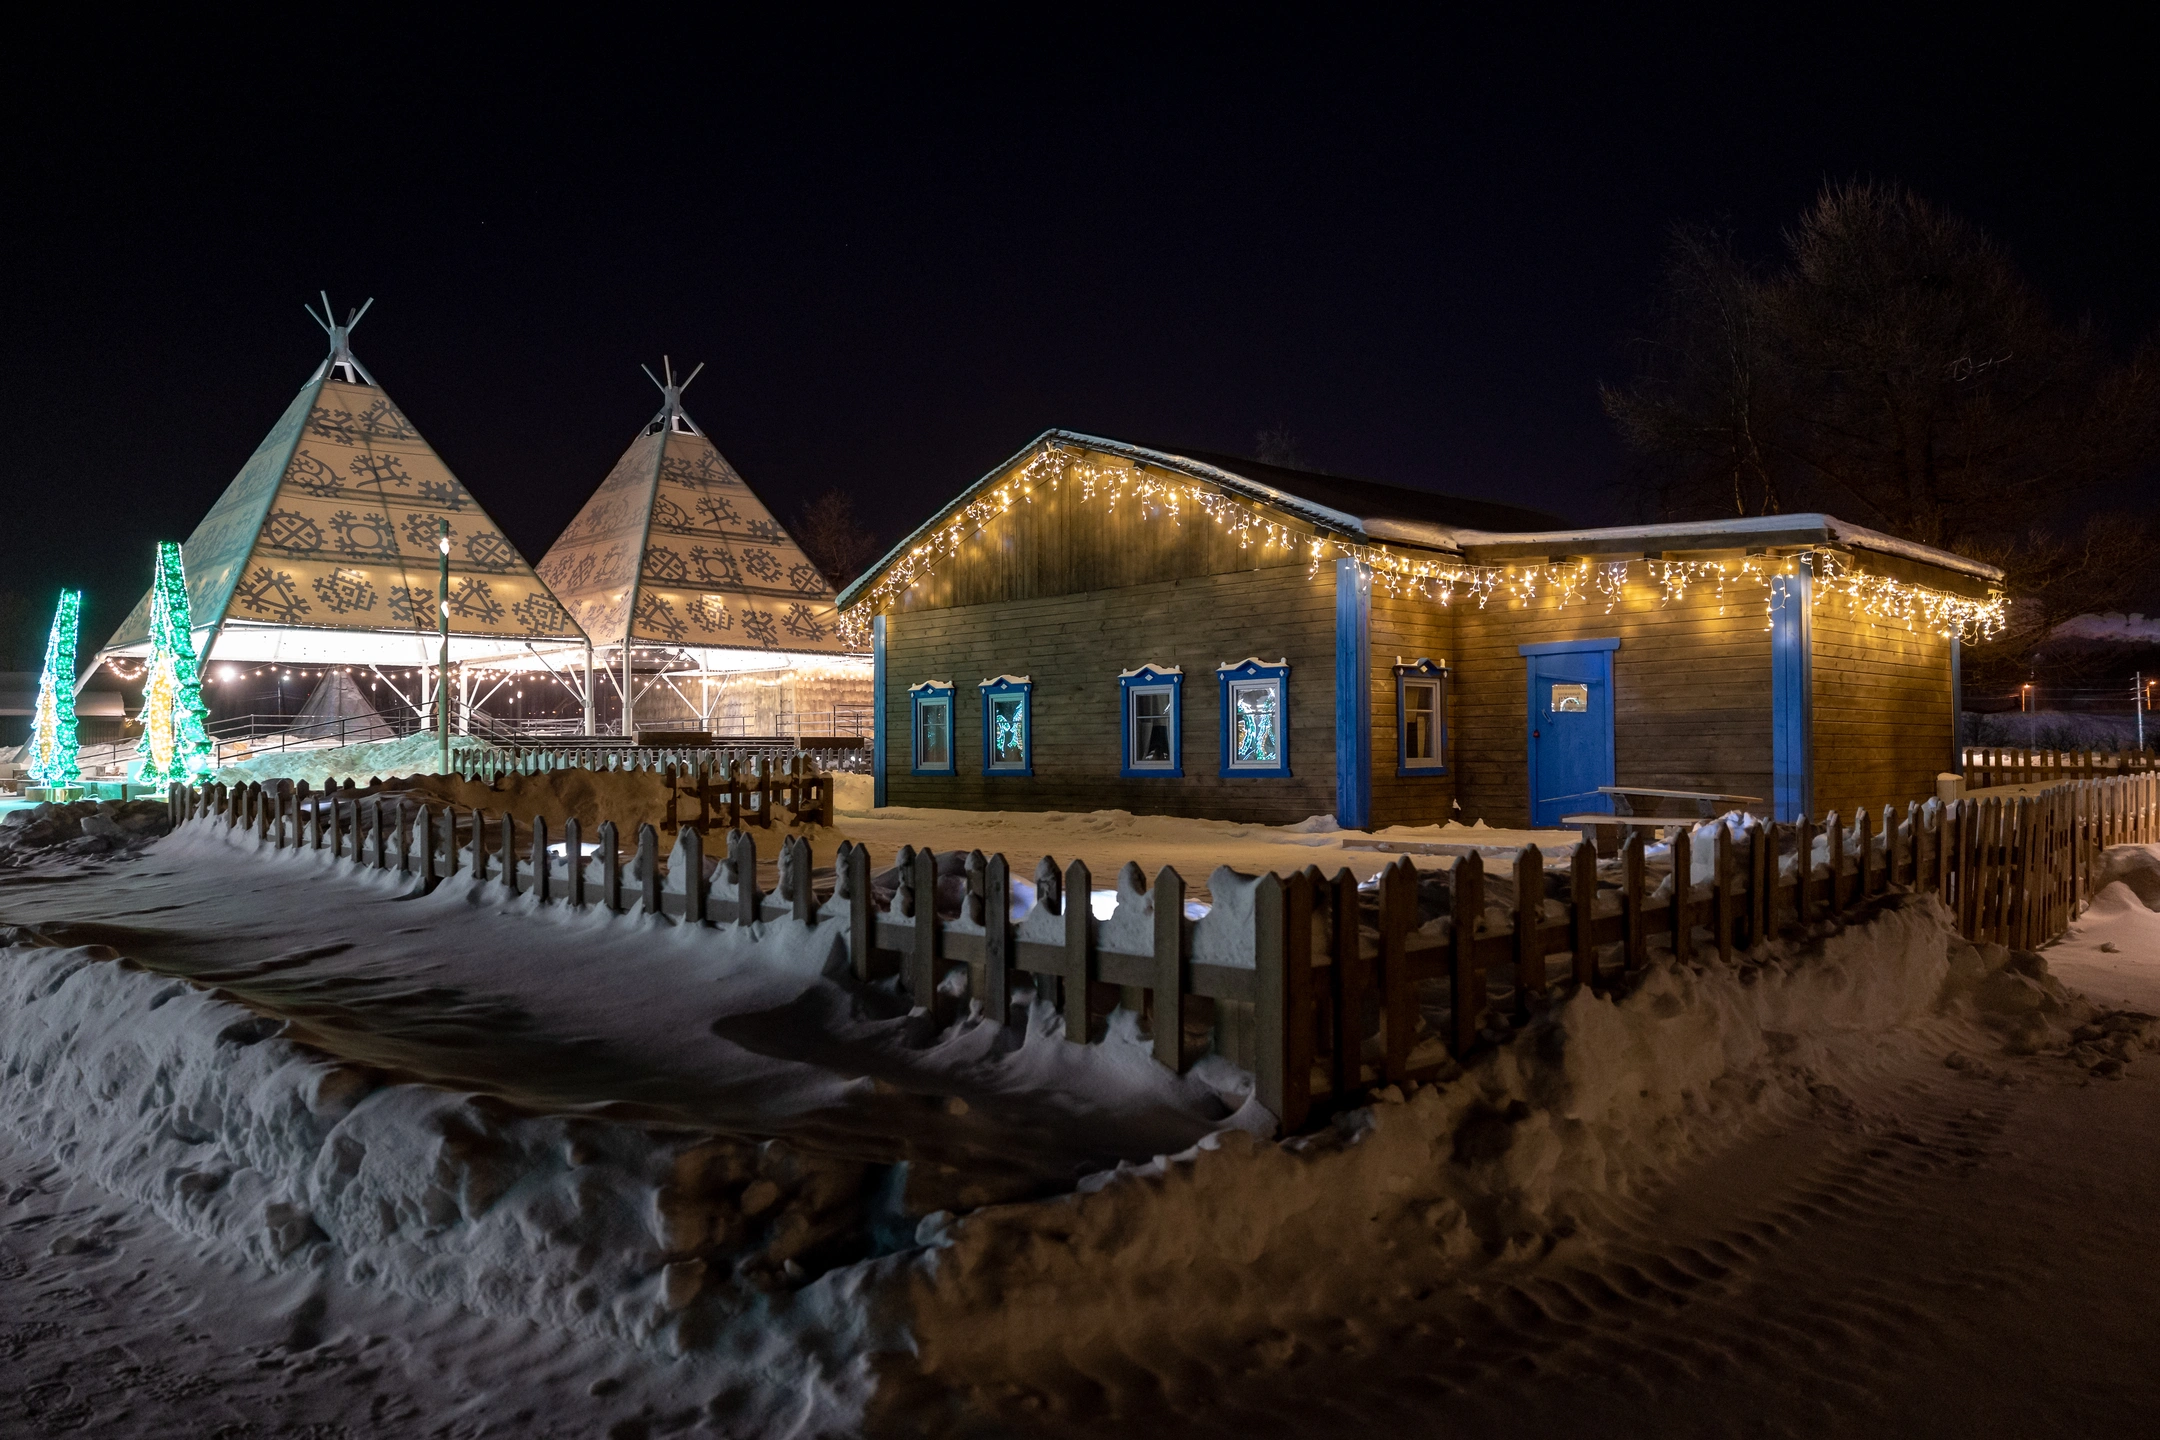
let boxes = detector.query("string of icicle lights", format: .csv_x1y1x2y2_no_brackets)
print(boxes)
838,441,2008,645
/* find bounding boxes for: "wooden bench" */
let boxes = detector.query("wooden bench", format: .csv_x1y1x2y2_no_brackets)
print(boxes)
1599,785,1762,818
1563,787,1763,855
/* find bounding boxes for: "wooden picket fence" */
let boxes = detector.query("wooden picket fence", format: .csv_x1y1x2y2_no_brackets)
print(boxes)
164,769,2160,1134
440,749,833,830
1961,745,2160,789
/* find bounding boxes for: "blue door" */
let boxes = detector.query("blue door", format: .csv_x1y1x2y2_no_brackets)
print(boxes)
1522,640,1618,827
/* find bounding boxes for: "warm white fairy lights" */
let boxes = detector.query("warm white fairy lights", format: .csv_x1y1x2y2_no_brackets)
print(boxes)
840,440,2008,645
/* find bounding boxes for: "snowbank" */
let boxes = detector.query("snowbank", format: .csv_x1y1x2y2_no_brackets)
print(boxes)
0,932,892,1425
892,893,2125,1411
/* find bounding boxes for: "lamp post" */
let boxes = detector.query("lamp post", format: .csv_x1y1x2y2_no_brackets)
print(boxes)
437,520,451,776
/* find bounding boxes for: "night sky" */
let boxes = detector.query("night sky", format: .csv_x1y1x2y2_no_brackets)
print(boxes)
3,19,2151,669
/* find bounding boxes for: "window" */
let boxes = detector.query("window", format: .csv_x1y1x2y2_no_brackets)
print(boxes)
979,676,1033,776
1119,664,1184,777
908,681,955,775
1395,659,1448,775
1550,682,1589,713
1216,659,1291,778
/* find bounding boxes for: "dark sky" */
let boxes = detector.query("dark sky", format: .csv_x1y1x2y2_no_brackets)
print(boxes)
2,16,2151,667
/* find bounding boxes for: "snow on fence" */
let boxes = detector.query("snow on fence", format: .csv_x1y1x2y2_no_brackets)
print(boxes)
1962,745,2159,788
453,740,828,791
161,771,2160,1133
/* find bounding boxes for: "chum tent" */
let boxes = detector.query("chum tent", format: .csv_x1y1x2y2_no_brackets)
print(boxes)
94,299,590,723
534,361,866,734
289,669,396,743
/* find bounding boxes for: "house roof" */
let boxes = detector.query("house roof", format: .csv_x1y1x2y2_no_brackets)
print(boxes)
533,366,852,659
838,429,1571,607
839,428,2003,607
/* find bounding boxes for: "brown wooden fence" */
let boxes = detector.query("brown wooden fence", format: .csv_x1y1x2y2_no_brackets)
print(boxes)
166,769,2160,1134
1962,746,2160,789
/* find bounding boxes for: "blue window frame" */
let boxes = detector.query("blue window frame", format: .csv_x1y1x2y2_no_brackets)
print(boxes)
1217,658,1291,778
1119,664,1184,778
1395,659,1449,776
979,675,1033,776
908,681,955,775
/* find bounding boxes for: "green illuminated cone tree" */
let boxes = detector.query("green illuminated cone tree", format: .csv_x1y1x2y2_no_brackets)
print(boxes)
135,542,215,784
26,589,82,788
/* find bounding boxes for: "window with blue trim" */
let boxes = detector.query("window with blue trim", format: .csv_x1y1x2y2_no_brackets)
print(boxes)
1395,659,1448,775
979,676,1032,775
1217,658,1290,778
908,681,955,775
1119,664,1183,777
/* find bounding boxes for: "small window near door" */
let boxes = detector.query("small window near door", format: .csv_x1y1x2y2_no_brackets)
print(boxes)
1550,682,1589,713
1119,664,1184,777
1395,659,1448,775
909,681,955,775
1217,658,1291,778
979,676,1032,776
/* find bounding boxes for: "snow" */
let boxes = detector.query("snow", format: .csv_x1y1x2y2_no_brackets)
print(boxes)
7,821,2160,1432
215,732,504,791
2050,611,2160,644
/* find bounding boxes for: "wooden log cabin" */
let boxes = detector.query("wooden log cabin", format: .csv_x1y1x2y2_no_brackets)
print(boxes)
837,431,2005,828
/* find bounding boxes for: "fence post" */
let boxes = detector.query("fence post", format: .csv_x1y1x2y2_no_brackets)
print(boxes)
1381,857,1416,1079
330,796,345,861
1795,816,1817,924
638,823,661,915
1826,811,1846,914
1513,845,1544,1021
417,803,436,890
1622,829,1647,971
1278,870,1313,1129
848,843,874,980
1332,867,1368,1090
1254,872,1301,1131
759,757,775,830
1062,858,1091,1043
565,817,583,906
501,813,520,896
733,829,761,927
984,852,1010,1018
1671,827,1692,964
372,798,389,871
533,816,552,904
1151,866,1185,1073
678,824,703,922
599,820,621,912
1450,849,1485,1056
910,845,939,1007
1571,841,1598,987
1714,823,1734,964
1750,820,1771,946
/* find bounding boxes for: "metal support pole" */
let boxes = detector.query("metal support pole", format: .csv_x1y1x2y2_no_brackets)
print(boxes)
622,647,635,739
584,642,596,737
437,520,451,775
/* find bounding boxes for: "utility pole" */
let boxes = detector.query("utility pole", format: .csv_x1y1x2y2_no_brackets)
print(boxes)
2139,671,2146,753
437,519,452,775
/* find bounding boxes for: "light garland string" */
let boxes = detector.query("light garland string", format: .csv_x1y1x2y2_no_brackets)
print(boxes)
27,590,82,789
840,440,2008,645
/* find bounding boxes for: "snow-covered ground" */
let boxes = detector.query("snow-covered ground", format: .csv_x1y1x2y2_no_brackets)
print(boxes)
4,822,2160,1434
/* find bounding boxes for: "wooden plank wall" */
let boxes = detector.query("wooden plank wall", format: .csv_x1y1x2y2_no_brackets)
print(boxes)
1366,586,1458,828
1452,589,1776,826
882,563,1341,823
1810,602,1953,819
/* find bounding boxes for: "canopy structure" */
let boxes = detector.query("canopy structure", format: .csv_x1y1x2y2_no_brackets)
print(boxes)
96,300,590,713
535,362,865,734
289,669,396,742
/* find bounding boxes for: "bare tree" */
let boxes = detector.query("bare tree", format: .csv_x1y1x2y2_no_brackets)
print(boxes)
1254,425,1308,470
792,490,883,590
1605,181,2160,679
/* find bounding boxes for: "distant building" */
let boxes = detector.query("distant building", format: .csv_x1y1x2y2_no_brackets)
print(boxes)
840,431,2002,827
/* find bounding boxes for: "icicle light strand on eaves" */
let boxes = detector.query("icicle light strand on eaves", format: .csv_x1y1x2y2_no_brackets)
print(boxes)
838,441,2008,645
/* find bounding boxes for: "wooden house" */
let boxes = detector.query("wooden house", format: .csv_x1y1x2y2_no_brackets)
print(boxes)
837,431,2005,828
